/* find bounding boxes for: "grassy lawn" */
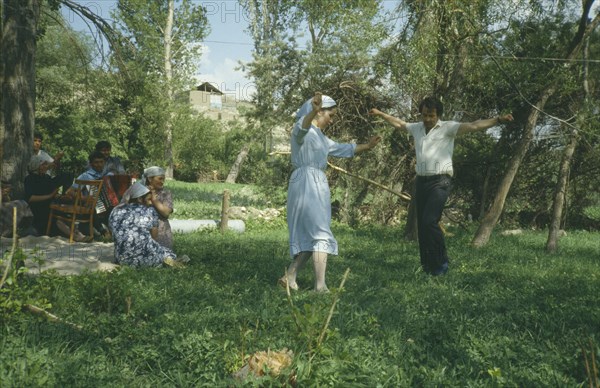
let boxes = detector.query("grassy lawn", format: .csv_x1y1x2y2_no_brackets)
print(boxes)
1,182,599,386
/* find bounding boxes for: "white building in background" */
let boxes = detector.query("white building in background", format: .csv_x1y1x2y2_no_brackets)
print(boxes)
188,82,289,153
189,82,251,122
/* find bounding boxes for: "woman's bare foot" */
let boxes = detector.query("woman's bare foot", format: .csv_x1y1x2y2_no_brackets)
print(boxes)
278,276,299,291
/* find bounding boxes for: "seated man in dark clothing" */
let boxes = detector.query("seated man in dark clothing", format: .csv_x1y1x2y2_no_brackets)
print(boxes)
94,140,126,175
69,151,111,238
24,156,88,241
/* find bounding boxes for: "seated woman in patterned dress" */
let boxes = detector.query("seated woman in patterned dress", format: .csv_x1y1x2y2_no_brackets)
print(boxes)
109,182,185,268
141,166,173,249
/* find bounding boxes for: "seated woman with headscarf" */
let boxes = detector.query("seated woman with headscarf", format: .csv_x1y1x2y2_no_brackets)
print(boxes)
109,182,184,268
142,166,174,249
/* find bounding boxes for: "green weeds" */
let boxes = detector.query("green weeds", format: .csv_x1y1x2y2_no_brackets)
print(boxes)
1,183,599,386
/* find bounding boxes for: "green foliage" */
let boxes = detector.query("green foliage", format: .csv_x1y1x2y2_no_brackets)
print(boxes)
1,185,600,385
583,206,600,223
172,112,225,182
0,336,55,387
167,180,282,219
115,0,209,88
1,221,599,385
0,248,51,316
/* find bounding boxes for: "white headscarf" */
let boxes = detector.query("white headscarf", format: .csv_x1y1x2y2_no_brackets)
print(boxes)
142,166,165,184
295,95,337,120
119,182,150,205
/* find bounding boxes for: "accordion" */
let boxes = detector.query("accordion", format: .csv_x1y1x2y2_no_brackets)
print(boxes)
97,175,132,213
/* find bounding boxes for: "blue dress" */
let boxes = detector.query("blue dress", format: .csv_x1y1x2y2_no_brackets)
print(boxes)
287,118,356,257
109,204,176,267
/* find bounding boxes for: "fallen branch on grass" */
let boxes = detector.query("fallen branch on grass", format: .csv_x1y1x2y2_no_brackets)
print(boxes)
582,338,599,388
316,268,350,348
23,304,83,330
0,209,18,290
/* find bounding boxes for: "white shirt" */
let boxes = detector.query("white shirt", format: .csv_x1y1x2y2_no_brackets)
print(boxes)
406,120,460,176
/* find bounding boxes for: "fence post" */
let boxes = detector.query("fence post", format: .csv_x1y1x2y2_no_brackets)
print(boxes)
220,189,230,233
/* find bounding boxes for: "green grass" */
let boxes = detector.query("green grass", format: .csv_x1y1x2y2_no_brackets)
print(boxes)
1,183,599,387
166,180,281,219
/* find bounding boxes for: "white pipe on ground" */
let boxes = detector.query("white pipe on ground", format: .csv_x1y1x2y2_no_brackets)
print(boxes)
170,219,245,233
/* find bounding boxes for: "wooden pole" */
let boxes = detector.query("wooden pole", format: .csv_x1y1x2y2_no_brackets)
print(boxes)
326,162,411,202
220,189,230,233
268,151,411,202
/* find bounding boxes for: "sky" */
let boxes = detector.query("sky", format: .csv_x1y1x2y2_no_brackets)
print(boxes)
61,1,256,101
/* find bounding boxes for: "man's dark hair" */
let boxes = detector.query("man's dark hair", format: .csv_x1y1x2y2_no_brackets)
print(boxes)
419,96,444,117
89,150,105,163
34,132,43,141
95,140,112,151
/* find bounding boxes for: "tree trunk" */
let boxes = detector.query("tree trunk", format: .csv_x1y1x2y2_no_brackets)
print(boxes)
226,145,250,184
546,127,577,253
472,7,600,247
163,0,175,179
547,33,590,253
478,165,492,220
472,90,553,247
1,0,39,197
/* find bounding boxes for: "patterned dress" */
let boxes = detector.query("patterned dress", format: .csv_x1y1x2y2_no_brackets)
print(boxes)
154,189,173,249
109,203,176,267
287,118,356,257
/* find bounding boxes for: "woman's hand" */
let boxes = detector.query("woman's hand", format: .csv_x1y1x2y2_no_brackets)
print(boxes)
149,188,158,203
311,92,322,112
355,135,383,154
368,135,382,149
498,114,514,124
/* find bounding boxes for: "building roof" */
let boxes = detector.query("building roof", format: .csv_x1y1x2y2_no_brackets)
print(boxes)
195,82,223,95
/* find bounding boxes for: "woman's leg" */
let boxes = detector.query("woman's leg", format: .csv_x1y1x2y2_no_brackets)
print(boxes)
282,251,311,290
312,251,328,292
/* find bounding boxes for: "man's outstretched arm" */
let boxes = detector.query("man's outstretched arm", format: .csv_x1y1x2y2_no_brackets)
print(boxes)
369,108,408,131
457,114,514,135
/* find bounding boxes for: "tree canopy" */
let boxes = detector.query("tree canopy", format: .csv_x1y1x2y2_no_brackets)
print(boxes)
1,0,599,240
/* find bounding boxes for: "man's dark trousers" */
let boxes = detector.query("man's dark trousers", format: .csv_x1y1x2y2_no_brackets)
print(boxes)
416,174,452,274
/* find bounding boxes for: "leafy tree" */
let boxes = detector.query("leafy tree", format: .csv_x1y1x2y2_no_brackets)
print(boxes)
241,0,391,222
113,0,209,178
1,0,119,196
1,0,44,196
472,0,600,246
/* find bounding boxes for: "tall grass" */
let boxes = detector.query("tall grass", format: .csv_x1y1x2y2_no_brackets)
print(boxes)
1,183,598,386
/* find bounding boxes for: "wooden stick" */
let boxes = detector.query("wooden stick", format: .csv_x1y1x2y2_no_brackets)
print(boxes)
591,338,599,388
267,151,411,202
23,304,83,330
327,162,411,202
0,208,18,290
317,268,350,347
